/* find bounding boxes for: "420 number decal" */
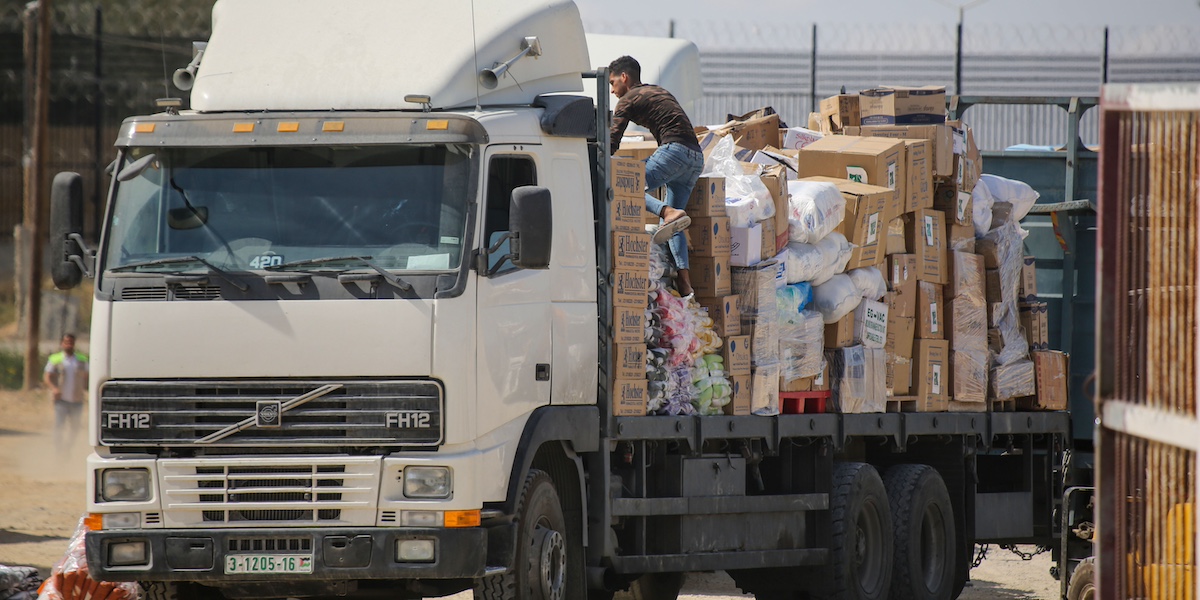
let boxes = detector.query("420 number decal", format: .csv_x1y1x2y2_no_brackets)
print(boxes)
249,254,283,268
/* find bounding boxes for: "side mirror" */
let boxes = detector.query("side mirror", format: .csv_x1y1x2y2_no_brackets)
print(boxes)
49,172,88,289
510,186,552,270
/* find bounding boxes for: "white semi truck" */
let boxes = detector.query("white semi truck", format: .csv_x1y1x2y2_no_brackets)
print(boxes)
49,1,1073,599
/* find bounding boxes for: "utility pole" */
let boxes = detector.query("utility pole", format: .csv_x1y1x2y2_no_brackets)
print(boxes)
22,0,51,390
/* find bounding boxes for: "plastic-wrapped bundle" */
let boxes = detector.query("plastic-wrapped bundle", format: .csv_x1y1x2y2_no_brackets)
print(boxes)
979,222,1030,366
751,362,781,416
784,232,853,285
862,348,887,413
646,348,670,414
827,346,866,413
649,243,671,282
704,135,775,225
0,566,39,600
951,349,988,403
778,308,825,380
990,358,1036,400
653,289,702,367
848,266,887,301
978,174,1039,222
786,180,846,244
971,183,995,237
777,282,814,316
689,301,723,357
812,274,862,324
691,354,732,416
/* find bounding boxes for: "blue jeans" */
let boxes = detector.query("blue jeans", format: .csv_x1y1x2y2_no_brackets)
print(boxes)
643,143,704,270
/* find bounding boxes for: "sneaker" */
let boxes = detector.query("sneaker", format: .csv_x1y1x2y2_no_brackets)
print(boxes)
651,214,691,245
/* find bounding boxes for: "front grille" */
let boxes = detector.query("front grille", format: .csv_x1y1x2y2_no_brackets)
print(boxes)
160,457,379,527
99,379,443,447
173,285,222,300
121,286,168,300
228,537,312,553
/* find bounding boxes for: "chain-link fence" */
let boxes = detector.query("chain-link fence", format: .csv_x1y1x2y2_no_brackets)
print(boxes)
3,4,1200,238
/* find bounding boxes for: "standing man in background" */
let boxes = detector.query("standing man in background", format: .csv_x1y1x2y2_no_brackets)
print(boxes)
44,333,88,451
609,55,705,297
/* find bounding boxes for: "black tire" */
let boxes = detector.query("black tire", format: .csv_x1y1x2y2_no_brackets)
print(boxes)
629,572,685,600
475,470,581,600
1066,558,1095,600
884,465,957,600
140,582,222,600
816,463,893,600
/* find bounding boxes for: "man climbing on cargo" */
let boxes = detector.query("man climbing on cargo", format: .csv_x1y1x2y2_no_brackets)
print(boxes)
609,55,704,297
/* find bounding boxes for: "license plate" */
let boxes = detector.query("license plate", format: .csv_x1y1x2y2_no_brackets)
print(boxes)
224,554,313,574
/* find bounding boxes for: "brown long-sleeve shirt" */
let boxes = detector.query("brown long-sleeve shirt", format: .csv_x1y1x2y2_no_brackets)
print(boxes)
609,84,701,155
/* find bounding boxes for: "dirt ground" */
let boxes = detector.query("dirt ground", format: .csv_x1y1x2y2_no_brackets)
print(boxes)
0,389,1060,599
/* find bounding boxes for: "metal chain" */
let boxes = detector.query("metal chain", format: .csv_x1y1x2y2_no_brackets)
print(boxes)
999,544,1051,561
971,544,989,568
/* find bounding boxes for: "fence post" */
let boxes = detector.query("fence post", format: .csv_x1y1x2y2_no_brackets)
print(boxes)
810,23,818,116
1102,26,1110,84
93,6,103,238
955,21,963,95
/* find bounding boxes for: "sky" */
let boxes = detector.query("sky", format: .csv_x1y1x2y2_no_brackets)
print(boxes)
575,0,1200,27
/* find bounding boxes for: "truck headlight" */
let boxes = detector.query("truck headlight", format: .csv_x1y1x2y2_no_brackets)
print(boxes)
403,467,451,498
108,540,149,566
100,469,151,502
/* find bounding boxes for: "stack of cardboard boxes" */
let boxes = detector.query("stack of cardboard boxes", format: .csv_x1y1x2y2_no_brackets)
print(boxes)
1016,256,1069,411
609,158,653,416
944,252,988,407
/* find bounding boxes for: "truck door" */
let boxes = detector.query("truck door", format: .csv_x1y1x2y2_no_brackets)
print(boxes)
476,147,554,431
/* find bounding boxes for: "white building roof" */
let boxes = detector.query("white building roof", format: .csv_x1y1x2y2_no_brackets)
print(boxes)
192,0,590,112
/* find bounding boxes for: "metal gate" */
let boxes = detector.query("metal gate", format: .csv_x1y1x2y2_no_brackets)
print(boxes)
1097,83,1200,599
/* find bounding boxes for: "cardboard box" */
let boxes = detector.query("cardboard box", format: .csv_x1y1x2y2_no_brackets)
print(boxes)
949,349,987,404
946,251,985,304
811,361,830,391
780,127,824,150
732,261,778,318
1020,256,1038,301
945,297,987,352
614,141,658,163
904,209,947,284
612,269,650,308
613,306,645,345
886,314,916,360
726,375,751,416
730,223,763,267
819,94,860,134
912,339,950,399
1028,350,1069,410
855,300,890,348
691,256,732,297
797,136,905,218
758,217,779,260
780,376,813,392
687,177,727,217
988,328,1003,355
612,379,648,416
991,359,1037,401
610,157,646,198
844,124,957,179
1020,302,1050,350
903,139,933,213
933,180,973,227
751,363,781,414
959,125,982,193
613,343,647,381
859,85,946,126
888,254,918,318
985,269,1003,305
886,216,907,255
696,295,741,338
825,312,855,349
611,231,651,272
723,335,752,376
949,224,975,253
760,165,790,245
610,195,645,233
689,217,732,257
712,113,781,151
746,316,779,368
917,282,944,340
800,175,891,269
889,356,913,395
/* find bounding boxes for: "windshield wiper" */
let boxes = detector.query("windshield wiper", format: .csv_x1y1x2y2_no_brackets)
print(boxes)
110,255,249,292
265,255,412,291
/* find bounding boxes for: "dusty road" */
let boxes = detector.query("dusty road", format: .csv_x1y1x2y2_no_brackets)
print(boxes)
0,390,1060,599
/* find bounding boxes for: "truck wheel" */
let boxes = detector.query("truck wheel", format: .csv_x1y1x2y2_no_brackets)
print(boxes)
629,572,685,600
140,582,222,600
475,470,580,600
884,465,956,600
817,462,892,600
1066,558,1095,600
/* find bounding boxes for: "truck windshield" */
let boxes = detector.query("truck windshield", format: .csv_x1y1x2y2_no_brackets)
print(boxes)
103,144,474,274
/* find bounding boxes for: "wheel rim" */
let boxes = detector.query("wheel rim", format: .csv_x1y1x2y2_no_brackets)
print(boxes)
854,499,886,594
920,502,948,591
535,522,566,600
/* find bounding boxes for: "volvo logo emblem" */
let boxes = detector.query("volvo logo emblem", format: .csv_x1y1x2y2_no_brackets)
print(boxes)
256,401,282,428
